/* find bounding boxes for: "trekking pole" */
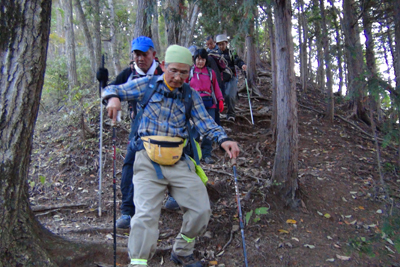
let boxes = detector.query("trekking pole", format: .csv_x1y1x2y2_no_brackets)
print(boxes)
232,158,249,267
98,54,105,217
112,121,117,267
243,71,254,125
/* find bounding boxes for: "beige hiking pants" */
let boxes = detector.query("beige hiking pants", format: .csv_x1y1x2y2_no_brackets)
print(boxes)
128,150,211,265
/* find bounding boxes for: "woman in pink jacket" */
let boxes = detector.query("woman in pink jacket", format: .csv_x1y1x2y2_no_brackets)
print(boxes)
188,48,224,164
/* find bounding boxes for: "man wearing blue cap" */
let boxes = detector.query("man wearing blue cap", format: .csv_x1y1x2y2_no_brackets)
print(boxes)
102,45,240,267
97,36,166,228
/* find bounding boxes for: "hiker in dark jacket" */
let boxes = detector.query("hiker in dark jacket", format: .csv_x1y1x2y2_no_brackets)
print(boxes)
97,36,179,229
215,33,247,122
206,35,219,53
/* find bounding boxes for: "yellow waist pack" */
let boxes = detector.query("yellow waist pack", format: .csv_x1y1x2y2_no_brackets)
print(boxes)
141,136,184,165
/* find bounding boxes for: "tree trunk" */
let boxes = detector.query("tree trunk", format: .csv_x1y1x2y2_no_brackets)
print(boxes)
152,3,162,53
91,0,102,71
362,0,382,122
108,0,122,75
267,5,277,141
62,0,79,99
180,2,199,47
74,0,96,82
272,0,299,208
331,7,343,96
164,0,180,46
342,0,369,123
0,1,122,265
320,0,334,122
313,0,325,92
134,0,152,38
55,0,64,56
0,1,56,265
245,6,261,97
394,0,400,93
299,0,308,92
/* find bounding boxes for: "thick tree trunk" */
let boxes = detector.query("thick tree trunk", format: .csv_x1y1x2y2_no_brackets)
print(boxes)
267,6,277,141
134,0,152,38
0,1,120,266
74,0,96,82
62,0,79,96
342,0,369,123
108,0,122,75
272,0,299,208
320,0,334,122
0,1,55,265
91,0,102,71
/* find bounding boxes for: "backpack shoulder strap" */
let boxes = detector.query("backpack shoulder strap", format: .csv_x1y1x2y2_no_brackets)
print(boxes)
130,76,160,137
183,84,200,165
189,66,194,82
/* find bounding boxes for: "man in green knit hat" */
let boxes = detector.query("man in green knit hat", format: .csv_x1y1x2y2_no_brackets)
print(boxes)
102,45,240,267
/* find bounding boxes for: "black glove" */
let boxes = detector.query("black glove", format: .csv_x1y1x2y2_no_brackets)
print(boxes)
96,67,109,85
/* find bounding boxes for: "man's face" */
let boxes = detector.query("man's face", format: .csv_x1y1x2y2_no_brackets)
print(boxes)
132,49,156,73
206,39,216,50
217,41,228,52
163,62,190,89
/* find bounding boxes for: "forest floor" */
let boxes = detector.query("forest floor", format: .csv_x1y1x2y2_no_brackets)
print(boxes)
29,70,400,267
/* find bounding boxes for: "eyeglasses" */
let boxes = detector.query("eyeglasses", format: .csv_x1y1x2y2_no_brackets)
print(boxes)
168,68,189,78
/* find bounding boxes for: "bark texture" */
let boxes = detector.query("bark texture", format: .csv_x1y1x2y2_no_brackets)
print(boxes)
133,0,153,38
74,0,96,81
0,0,55,265
320,0,334,121
62,0,78,92
342,0,369,123
272,0,299,208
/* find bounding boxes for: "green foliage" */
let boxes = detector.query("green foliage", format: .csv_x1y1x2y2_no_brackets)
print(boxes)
347,236,375,257
245,206,269,224
43,55,68,104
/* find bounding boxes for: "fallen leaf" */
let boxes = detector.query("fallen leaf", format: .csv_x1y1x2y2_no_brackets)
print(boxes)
376,209,382,214
286,219,297,224
336,254,350,261
304,244,315,249
106,234,113,240
209,260,218,265
385,246,395,254
278,229,289,234
358,206,365,210
324,213,331,218
327,236,333,240
291,237,299,242
317,211,323,216
326,258,335,262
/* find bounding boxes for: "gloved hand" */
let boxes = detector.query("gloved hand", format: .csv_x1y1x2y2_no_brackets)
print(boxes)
219,100,224,113
96,67,109,85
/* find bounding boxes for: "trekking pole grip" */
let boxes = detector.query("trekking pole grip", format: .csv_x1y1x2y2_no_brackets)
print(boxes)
231,158,237,166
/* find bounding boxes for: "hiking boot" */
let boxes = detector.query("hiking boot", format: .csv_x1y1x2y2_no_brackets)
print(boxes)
203,156,215,164
170,251,203,267
116,214,131,229
164,196,180,210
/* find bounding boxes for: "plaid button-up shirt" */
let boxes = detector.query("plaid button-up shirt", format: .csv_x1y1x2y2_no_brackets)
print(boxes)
102,75,228,143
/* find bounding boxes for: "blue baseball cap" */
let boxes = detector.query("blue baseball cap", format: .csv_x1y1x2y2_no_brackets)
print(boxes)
131,36,154,52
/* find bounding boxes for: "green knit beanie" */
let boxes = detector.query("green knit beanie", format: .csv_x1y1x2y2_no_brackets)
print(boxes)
165,45,192,66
